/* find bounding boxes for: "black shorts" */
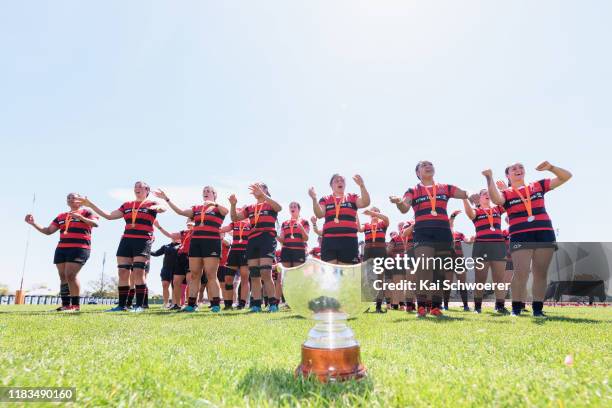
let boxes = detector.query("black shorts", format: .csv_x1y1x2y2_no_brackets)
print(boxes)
413,228,453,252
54,247,90,265
173,253,189,276
227,250,248,268
363,245,386,260
509,230,557,253
189,239,222,258
472,241,507,262
246,232,277,260
321,237,360,264
160,267,173,282
116,237,152,258
280,247,306,264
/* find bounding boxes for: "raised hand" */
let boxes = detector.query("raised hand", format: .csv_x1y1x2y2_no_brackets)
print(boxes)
228,194,238,206
536,161,553,171
69,211,84,221
308,187,317,199
249,183,266,197
482,169,493,179
389,195,402,204
24,214,35,225
496,180,507,190
153,189,169,201
310,216,317,224
353,174,364,187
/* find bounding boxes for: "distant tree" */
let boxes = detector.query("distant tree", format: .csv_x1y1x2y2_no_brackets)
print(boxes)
88,276,118,298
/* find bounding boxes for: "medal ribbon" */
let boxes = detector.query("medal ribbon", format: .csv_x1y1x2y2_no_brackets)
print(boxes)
238,221,245,242
199,204,214,225
483,207,495,230
63,213,72,234
131,200,147,227
253,203,264,227
333,195,344,221
423,184,437,214
371,221,377,242
512,184,533,219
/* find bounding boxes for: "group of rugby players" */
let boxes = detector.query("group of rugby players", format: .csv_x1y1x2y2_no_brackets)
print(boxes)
25,159,571,318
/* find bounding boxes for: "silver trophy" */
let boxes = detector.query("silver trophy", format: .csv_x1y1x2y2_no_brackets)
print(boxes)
279,258,367,381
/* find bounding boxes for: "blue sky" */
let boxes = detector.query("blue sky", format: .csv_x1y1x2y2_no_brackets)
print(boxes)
1,1,610,294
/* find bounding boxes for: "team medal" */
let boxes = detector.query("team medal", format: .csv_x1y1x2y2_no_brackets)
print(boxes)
512,184,535,223
63,213,72,234
131,200,146,227
484,207,496,231
238,222,244,243
333,195,343,223
424,183,437,216
253,203,264,228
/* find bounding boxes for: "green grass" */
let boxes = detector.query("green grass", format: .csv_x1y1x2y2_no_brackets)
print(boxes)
0,305,611,407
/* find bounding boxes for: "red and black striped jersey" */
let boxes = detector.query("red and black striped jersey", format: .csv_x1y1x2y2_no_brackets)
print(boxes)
220,240,230,265
241,202,278,239
501,179,553,236
319,193,359,238
363,220,388,243
388,233,405,256
472,206,505,242
52,209,97,249
192,204,226,240
229,220,251,252
178,229,193,254
453,232,465,257
403,184,457,230
281,218,310,249
118,200,158,240
309,246,321,259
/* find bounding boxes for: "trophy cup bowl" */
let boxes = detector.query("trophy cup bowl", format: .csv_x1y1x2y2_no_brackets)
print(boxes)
279,258,367,382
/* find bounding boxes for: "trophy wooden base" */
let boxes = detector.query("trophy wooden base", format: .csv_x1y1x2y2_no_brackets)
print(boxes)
296,345,367,382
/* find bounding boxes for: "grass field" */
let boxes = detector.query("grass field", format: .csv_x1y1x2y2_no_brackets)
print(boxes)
0,305,611,407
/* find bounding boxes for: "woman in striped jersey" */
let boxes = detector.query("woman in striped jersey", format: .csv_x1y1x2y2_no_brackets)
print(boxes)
448,211,470,312
229,183,282,313
220,216,251,309
154,186,228,313
25,193,98,312
359,207,389,312
462,190,508,314
277,202,310,267
390,160,469,318
309,174,370,265
484,161,572,317
78,181,164,313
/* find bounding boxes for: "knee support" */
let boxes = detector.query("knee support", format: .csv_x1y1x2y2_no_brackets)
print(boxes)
225,284,234,291
118,264,132,271
249,266,261,278
132,261,147,270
